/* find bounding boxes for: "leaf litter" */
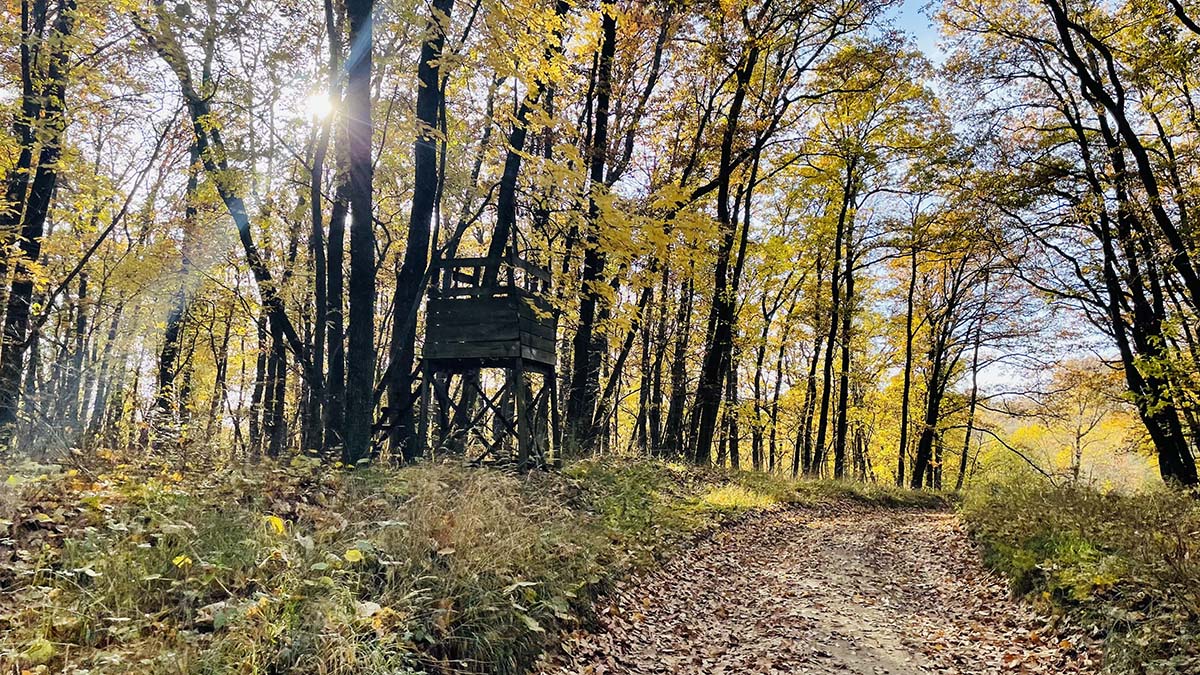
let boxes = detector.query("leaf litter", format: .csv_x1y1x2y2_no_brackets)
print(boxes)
537,501,1099,675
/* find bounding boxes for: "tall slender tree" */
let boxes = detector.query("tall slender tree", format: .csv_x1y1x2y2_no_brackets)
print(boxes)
343,0,376,465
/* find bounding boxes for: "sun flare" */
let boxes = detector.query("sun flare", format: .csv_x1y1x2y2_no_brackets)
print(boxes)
307,92,333,119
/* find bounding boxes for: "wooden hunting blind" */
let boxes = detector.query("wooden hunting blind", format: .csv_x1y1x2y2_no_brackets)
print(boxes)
418,246,560,469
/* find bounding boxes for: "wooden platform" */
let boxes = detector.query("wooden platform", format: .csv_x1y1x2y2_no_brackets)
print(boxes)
424,288,557,370
419,253,560,469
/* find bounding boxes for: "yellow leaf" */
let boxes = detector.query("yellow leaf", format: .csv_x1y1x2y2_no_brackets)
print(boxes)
264,515,286,535
343,548,363,563
172,554,193,568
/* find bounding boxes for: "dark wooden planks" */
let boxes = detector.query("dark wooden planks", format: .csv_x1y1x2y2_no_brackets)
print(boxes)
424,288,557,366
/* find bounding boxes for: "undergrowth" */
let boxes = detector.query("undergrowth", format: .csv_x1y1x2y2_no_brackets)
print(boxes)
0,457,937,674
961,482,1200,675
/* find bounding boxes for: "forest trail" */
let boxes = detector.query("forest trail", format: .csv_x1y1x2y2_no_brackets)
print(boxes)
537,504,1100,675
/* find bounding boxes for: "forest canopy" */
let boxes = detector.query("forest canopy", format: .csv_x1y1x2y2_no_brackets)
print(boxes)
0,0,1198,491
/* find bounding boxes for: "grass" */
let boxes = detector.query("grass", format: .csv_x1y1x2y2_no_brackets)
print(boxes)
0,457,939,674
960,481,1200,675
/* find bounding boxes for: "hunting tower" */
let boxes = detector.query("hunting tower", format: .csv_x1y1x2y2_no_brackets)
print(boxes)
418,239,559,469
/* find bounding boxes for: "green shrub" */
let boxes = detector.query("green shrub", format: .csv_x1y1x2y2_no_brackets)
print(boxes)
961,481,1200,674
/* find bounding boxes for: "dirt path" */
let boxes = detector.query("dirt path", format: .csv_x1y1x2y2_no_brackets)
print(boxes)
537,503,1100,675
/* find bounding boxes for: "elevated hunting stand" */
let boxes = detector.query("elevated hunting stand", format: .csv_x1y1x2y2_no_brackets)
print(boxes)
418,242,560,469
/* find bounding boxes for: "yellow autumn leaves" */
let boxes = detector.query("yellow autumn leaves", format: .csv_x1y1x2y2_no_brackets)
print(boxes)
263,512,366,564
264,514,286,535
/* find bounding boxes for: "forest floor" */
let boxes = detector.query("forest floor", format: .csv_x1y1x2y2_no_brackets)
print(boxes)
538,502,1101,675
0,458,941,674
13,459,1189,675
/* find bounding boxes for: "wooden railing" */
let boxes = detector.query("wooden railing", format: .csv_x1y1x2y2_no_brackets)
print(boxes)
431,252,552,297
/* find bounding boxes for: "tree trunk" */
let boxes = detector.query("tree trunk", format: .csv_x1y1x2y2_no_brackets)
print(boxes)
86,306,123,444
634,286,654,452
206,310,232,439
752,311,768,472
933,434,943,490
648,268,669,454
663,276,694,456
691,56,760,464
325,187,349,453
0,0,75,444
385,0,455,460
567,3,616,453
342,0,377,466
813,160,856,476
265,319,287,459
322,0,348,456
911,347,945,489
768,293,798,475
897,243,917,486
304,123,330,454
728,354,740,469
794,256,824,478
156,144,199,432
65,273,88,434
955,281,984,492
834,203,856,479
249,315,268,458
0,0,51,301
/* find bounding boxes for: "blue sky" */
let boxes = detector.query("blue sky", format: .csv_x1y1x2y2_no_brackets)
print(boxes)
888,0,944,63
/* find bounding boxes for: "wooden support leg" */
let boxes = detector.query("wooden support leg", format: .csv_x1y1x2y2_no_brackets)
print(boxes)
418,362,431,459
495,373,515,458
548,369,562,468
432,374,455,453
513,359,531,470
470,379,516,464
532,383,549,466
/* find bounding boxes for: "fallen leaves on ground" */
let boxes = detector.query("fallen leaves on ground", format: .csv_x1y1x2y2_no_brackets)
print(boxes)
537,502,1100,675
